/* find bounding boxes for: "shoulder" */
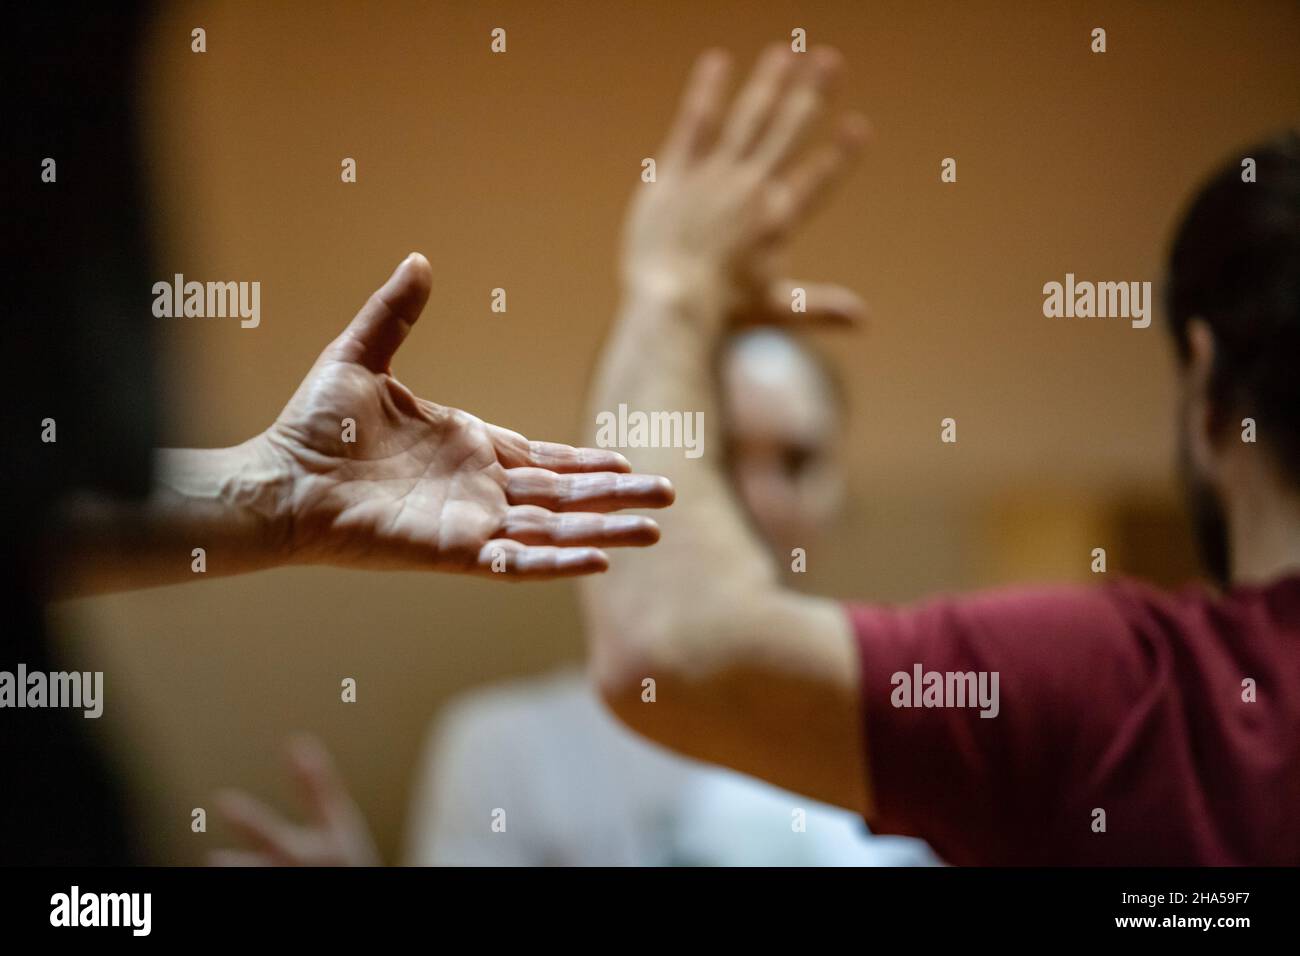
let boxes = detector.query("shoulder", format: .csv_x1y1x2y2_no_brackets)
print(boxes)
845,580,1191,709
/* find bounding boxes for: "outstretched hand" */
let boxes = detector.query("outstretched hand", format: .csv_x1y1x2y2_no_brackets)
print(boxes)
259,253,674,579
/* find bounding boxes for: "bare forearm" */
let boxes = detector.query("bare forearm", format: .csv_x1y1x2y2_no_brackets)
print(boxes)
583,287,778,677
582,44,874,808
582,287,866,809
51,439,290,596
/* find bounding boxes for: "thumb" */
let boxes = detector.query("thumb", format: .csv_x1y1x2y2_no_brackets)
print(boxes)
330,252,433,371
768,279,868,328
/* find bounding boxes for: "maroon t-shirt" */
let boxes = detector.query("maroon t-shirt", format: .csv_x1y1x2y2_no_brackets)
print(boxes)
847,575,1300,865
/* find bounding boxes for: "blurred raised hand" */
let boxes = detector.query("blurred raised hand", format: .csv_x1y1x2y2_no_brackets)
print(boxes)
621,46,870,331
210,736,380,867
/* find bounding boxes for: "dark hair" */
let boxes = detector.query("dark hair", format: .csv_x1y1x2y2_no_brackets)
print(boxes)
1166,130,1300,486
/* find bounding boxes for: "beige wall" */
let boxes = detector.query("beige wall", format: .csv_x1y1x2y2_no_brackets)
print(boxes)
51,0,1300,862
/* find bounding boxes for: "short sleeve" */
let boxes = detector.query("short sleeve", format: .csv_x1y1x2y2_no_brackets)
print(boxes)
847,584,1152,865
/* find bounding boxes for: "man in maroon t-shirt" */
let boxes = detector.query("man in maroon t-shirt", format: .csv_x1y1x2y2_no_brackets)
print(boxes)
579,45,1300,865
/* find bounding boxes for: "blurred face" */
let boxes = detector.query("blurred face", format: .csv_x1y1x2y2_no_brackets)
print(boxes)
719,331,845,560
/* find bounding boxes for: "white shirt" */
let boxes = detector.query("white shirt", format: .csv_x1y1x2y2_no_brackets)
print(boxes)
404,669,939,866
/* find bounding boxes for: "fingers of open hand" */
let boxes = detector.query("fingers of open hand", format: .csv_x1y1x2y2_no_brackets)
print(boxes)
662,48,734,162
474,471,672,577
705,47,867,244
286,735,349,829
504,467,675,513
487,424,632,474
750,47,844,173
718,45,798,158
500,505,661,548
475,540,610,579
213,790,310,865
776,113,870,223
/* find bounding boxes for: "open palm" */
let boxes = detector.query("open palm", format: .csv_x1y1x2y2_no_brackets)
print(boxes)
261,254,672,578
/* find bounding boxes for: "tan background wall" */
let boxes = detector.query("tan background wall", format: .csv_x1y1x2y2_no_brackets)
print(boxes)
50,0,1300,863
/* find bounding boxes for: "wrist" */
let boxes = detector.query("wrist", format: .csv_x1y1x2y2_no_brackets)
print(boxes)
621,262,738,319
156,439,296,570
234,434,298,565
